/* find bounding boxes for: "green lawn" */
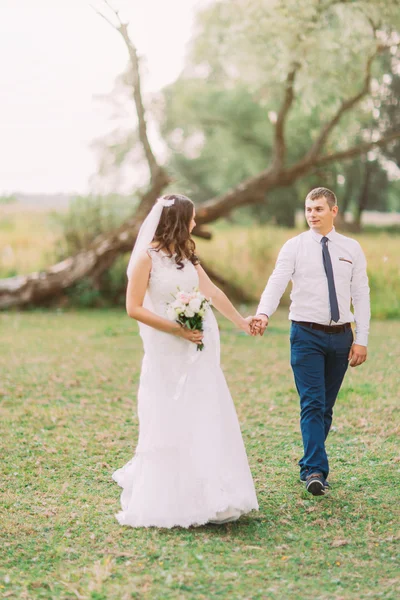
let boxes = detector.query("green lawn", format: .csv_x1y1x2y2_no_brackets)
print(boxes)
0,309,399,599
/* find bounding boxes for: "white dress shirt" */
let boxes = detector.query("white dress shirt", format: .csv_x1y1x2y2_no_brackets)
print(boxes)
257,227,371,346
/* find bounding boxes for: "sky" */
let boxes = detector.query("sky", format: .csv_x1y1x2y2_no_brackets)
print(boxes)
0,0,208,195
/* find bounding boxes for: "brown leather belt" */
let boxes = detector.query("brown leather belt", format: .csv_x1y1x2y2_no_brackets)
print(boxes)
292,321,351,334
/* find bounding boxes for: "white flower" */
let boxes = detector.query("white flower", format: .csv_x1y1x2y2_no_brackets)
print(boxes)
177,291,190,304
184,307,195,318
189,297,202,312
171,300,186,310
167,306,176,320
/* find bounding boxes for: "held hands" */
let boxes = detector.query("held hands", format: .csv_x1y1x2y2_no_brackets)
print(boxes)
250,314,269,336
179,316,266,343
240,315,269,336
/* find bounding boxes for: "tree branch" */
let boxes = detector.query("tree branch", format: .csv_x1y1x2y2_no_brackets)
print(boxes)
199,63,300,173
90,5,117,29
93,2,162,184
269,0,358,170
129,167,170,223
92,2,171,223
117,23,160,181
305,52,377,162
303,10,400,165
312,130,400,168
272,62,300,169
103,0,123,25
195,128,400,226
192,227,212,240
195,169,277,226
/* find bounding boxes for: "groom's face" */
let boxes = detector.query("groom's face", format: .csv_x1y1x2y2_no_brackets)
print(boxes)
305,196,338,234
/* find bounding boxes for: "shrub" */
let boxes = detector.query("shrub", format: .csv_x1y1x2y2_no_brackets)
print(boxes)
51,194,137,258
50,195,136,307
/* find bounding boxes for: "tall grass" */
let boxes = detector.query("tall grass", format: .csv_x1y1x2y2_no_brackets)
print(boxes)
0,211,59,277
196,225,400,319
1,205,399,318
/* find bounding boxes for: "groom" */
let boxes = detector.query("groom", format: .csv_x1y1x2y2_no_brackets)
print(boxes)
252,188,370,496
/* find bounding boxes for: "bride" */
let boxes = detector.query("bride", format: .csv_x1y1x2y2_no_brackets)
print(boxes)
112,193,259,528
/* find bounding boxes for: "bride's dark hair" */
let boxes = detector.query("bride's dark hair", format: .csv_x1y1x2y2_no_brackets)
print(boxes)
152,193,199,269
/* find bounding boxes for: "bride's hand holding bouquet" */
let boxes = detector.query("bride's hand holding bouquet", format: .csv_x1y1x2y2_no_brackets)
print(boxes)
167,288,211,350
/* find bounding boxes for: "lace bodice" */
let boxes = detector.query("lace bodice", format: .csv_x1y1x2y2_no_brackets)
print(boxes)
138,247,220,364
147,248,199,317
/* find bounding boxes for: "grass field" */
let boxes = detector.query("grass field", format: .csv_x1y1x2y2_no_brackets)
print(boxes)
1,309,399,599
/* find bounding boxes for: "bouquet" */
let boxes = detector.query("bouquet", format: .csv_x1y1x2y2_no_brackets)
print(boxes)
166,288,211,351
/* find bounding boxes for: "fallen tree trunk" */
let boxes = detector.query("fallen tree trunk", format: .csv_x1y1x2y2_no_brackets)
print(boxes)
0,232,249,309
0,168,170,309
2,128,400,309
0,221,138,309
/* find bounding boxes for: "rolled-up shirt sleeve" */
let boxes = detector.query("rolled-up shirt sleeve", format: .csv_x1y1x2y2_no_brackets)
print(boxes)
351,243,370,346
257,239,296,317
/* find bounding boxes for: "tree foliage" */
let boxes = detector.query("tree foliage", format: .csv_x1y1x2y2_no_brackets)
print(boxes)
156,1,399,220
2,0,400,308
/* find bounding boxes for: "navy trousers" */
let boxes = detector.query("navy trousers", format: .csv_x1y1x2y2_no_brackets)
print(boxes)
290,322,353,479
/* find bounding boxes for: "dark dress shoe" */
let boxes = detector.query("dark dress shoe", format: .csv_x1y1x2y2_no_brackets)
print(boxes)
306,472,326,496
301,469,330,488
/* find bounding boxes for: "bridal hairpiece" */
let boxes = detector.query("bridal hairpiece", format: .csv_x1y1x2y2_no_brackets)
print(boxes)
158,197,175,207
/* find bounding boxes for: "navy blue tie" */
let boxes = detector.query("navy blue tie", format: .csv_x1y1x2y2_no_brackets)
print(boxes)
321,237,340,323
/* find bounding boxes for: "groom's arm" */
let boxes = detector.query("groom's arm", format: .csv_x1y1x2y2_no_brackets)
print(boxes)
348,242,370,367
255,239,296,332
350,242,370,347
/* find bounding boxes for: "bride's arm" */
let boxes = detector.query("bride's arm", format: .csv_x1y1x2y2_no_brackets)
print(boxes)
195,264,251,334
126,252,203,344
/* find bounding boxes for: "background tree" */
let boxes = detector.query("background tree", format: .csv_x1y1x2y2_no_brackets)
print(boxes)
1,0,400,308
159,0,400,225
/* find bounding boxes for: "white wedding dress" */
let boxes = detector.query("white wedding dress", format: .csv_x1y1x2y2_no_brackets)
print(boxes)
112,249,258,528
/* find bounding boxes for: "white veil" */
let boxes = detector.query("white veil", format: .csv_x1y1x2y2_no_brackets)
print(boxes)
126,196,175,280
126,196,175,350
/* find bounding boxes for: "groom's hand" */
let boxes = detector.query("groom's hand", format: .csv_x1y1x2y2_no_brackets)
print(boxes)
244,316,259,336
252,314,269,336
348,344,367,367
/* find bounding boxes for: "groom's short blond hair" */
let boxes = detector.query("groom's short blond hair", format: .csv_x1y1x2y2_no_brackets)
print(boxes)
306,187,337,209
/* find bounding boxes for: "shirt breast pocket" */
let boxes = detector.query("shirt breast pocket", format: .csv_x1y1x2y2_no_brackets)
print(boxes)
336,257,353,282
